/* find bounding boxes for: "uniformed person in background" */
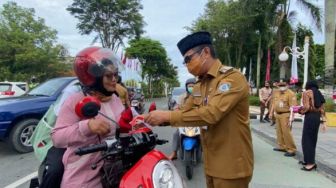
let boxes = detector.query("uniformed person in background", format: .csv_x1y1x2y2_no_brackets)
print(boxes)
259,81,272,123
269,79,297,157
145,31,253,188
268,80,279,126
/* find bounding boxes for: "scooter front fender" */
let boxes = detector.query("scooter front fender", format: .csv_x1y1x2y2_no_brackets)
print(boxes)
183,137,197,151
119,150,165,188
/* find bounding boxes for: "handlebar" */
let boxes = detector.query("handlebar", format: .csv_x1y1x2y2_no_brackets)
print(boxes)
75,134,168,156
156,139,169,145
75,139,118,156
75,143,107,156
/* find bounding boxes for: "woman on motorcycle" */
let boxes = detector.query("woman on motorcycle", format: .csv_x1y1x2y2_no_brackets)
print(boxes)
168,78,196,160
51,47,129,188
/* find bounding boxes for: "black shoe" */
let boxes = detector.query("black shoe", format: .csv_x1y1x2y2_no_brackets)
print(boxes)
284,152,296,157
260,120,266,123
270,122,275,126
273,148,286,152
264,117,270,122
298,161,307,165
301,164,317,171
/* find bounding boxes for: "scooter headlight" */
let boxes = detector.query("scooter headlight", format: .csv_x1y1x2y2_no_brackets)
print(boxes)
131,100,139,107
152,160,184,188
185,127,197,137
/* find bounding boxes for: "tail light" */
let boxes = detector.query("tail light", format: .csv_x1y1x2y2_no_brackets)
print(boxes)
1,91,15,95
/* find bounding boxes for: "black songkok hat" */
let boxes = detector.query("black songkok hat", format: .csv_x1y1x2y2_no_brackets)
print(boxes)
177,31,212,55
278,78,289,86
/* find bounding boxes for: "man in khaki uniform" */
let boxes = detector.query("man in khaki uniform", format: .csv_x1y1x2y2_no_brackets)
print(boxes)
145,32,253,188
116,83,130,108
269,79,297,157
259,81,272,123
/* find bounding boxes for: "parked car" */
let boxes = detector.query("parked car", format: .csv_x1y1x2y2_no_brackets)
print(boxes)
0,77,78,153
0,81,29,98
168,87,185,110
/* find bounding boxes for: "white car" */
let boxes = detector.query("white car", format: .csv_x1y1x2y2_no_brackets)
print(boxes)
0,81,29,98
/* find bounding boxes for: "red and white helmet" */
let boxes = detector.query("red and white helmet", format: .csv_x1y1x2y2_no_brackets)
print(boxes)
74,46,121,87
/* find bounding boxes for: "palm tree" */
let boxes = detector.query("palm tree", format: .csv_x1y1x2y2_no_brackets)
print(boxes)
275,0,323,79
325,0,336,89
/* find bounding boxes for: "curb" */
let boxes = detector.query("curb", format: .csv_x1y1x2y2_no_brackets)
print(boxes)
249,113,303,122
250,121,336,182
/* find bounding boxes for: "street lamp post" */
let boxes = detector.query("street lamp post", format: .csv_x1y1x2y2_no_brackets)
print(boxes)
278,36,310,88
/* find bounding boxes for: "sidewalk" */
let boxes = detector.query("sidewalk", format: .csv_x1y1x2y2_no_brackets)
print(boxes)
249,105,336,182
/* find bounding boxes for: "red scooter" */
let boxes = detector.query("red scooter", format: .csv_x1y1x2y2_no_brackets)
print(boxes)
75,97,185,188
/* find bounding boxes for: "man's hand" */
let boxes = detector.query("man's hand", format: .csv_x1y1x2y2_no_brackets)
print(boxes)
130,115,147,130
145,110,170,126
88,118,110,136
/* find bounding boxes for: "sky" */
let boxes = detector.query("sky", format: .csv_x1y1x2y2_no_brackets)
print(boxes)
0,0,325,85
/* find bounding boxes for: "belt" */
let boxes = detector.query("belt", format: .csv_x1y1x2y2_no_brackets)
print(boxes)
307,110,320,113
276,111,290,114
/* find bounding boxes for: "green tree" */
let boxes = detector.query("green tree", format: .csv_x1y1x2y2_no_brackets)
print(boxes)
67,0,145,52
189,0,322,87
126,38,178,97
272,0,322,78
0,2,70,81
314,44,325,78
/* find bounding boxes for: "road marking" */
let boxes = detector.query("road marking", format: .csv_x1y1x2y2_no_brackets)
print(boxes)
4,171,37,188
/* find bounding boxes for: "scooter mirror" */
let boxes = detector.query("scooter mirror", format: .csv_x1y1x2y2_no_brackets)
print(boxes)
148,102,156,112
75,96,101,119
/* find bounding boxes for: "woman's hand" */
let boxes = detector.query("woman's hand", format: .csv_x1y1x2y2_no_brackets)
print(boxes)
321,122,327,133
88,118,111,136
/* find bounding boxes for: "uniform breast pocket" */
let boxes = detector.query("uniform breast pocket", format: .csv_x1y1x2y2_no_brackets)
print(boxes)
193,96,203,107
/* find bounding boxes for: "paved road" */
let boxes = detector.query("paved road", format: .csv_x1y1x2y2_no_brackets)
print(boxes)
1,98,335,187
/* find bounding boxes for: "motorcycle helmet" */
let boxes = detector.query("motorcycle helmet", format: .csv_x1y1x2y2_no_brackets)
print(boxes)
185,78,196,93
74,47,121,96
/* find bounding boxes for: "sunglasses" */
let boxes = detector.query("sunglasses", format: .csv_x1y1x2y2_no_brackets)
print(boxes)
183,48,203,65
104,72,119,80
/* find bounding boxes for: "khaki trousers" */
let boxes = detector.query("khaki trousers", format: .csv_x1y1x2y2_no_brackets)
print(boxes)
205,175,252,188
275,113,297,153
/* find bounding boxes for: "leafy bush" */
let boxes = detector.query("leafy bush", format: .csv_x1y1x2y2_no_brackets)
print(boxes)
296,92,302,102
325,98,336,112
249,95,260,106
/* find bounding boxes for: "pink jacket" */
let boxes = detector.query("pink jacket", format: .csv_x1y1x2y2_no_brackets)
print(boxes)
51,92,124,188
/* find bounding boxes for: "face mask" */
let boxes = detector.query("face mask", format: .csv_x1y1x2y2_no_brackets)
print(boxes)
186,55,206,76
187,87,193,93
279,86,287,91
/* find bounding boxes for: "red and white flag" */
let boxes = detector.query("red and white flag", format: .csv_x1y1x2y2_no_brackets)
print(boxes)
265,48,271,82
290,33,299,84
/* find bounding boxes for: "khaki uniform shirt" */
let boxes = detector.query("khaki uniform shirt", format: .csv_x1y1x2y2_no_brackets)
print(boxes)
116,84,130,108
272,89,297,113
170,60,253,179
259,87,272,101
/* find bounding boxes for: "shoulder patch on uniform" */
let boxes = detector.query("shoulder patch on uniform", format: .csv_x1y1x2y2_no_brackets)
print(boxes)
219,66,233,74
218,82,231,92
